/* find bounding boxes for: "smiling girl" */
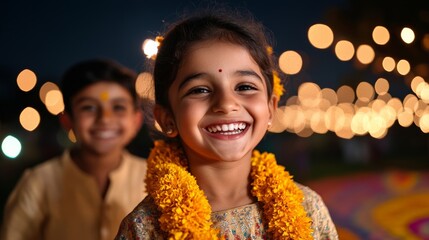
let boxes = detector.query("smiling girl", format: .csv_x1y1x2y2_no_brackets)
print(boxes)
116,9,338,240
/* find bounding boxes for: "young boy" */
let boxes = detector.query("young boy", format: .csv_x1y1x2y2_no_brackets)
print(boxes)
1,59,148,240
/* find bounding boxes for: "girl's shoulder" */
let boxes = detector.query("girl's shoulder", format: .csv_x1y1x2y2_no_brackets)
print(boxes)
115,196,165,239
295,182,328,215
296,182,339,240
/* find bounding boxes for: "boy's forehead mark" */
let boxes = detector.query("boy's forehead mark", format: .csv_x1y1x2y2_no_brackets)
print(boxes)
218,68,222,72
100,92,109,101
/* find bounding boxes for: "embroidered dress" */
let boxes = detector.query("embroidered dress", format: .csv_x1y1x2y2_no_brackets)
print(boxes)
115,141,338,239
116,184,337,239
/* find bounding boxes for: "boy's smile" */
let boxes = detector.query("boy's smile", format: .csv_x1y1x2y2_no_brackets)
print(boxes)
69,82,142,156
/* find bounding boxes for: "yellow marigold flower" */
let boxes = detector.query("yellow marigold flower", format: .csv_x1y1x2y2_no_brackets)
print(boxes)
146,141,313,239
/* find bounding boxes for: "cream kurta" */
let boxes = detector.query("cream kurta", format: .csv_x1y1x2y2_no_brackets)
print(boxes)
1,150,147,240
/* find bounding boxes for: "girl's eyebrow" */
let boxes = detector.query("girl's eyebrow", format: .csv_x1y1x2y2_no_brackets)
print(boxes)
178,72,206,90
177,69,263,90
235,70,263,82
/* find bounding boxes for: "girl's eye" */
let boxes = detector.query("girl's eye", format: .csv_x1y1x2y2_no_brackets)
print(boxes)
185,87,211,96
236,84,257,92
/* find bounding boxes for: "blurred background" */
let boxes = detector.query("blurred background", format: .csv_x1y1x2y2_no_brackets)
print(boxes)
1,0,429,239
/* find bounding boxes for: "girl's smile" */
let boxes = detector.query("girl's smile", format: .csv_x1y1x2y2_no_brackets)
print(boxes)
164,40,276,164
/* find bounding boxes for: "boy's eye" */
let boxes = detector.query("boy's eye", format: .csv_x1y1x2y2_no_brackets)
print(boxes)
79,104,97,112
113,104,128,112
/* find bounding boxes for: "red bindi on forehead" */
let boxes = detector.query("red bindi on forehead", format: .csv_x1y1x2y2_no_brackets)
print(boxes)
218,69,222,72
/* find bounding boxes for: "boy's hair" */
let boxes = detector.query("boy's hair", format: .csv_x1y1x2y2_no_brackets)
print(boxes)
153,9,278,110
60,58,139,115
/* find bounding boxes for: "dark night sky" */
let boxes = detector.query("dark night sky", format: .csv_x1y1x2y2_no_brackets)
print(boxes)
1,0,351,92
2,0,428,163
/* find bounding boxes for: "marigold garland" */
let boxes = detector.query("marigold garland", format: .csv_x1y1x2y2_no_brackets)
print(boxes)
272,70,284,99
146,140,313,239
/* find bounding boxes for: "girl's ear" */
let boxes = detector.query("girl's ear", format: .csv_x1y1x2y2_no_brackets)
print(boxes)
268,95,278,125
154,105,178,137
59,112,73,131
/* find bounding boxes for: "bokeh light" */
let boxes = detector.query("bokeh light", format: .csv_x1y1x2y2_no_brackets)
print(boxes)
356,44,375,65
308,24,334,49
279,50,303,75
19,107,41,131
136,72,155,100
17,69,37,92
382,57,396,72
335,40,355,61
1,135,22,159
401,27,415,44
45,90,64,115
397,59,411,76
372,26,390,45
142,39,159,59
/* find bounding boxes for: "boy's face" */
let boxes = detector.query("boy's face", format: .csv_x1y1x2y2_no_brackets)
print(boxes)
68,82,142,156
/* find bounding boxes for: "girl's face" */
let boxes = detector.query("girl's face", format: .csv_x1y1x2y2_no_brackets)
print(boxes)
67,82,143,156
161,40,275,164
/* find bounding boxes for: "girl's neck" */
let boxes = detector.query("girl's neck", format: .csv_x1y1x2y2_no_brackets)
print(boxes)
189,159,255,212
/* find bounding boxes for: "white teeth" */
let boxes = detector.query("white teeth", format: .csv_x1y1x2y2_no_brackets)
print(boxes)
207,123,247,134
93,130,116,138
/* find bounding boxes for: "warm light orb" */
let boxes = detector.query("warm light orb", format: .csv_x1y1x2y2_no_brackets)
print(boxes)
419,114,429,133
401,27,415,44
136,72,155,100
375,78,390,95
356,44,375,65
308,24,334,49
321,88,338,106
334,40,355,61
45,90,64,115
298,82,321,108
396,59,411,76
39,82,60,104
279,50,303,75
19,107,41,131
17,69,37,92
142,39,159,58
1,135,22,159
382,57,396,72
337,85,355,103
398,108,414,127
411,76,425,95
356,81,375,102
372,26,390,45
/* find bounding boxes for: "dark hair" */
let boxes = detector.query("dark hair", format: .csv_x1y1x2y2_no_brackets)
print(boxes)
153,9,278,110
60,58,139,115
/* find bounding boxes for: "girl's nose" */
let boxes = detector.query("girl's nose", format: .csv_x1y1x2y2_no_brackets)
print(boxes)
211,90,240,113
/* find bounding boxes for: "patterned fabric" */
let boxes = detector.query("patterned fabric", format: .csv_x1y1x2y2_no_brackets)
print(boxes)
115,184,338,239
1,150,147,240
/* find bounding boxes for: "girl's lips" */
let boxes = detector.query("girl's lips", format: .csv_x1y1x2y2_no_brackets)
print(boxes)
205,122,247,133
203,122,250,139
